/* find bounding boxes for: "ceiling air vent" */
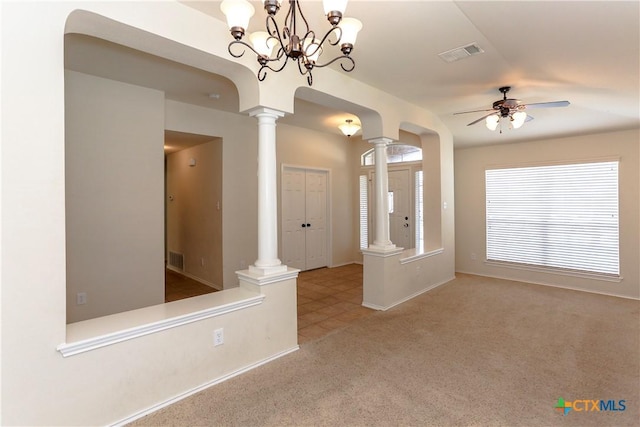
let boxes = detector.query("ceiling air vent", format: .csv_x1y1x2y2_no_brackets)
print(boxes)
438,43,484,63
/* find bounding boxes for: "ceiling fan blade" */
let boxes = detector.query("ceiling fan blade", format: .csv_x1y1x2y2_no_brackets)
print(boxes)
467,112,496,126
525,100,570,109
453,108,495,115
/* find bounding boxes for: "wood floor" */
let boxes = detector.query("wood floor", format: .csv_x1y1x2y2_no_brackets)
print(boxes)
165,264,374,344
165,269,217,302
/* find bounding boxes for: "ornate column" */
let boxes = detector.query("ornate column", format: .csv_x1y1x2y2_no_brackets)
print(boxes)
248,107,287,275
368,137,397,251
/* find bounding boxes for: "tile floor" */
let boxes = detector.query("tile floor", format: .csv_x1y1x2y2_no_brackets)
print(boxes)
165,264,375,344
296,263,375,344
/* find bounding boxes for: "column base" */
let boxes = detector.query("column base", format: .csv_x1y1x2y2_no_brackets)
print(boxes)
363,244,404,256
248,264,289,276
237,266,300,286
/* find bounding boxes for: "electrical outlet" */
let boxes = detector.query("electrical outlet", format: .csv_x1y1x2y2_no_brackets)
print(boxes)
213,328,224,347
77,292,87,305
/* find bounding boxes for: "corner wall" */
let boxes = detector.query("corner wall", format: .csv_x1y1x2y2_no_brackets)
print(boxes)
454,129,640,299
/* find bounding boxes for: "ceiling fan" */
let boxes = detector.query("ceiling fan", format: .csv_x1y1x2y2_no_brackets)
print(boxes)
454,86,570,132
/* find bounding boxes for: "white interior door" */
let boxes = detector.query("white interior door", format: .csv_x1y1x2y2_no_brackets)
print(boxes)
282,169,306,270
388,169,412,250
370,168,412,250
282,167,328,271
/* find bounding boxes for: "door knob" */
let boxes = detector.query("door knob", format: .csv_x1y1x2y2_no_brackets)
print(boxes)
404,223,409,228
301,224,306,228
307,223,311,227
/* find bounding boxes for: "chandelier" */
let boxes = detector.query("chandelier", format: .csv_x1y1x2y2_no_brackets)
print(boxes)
220,0,363,86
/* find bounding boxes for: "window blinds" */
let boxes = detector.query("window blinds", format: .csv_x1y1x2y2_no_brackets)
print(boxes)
359,175,368,249
485,161,619,276
415,170,424,251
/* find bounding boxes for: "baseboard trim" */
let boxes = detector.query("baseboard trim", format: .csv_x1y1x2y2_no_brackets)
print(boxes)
330,261,361,268
167,265,222,291
455,270,639,301
112,345,300,426
363,276,456,311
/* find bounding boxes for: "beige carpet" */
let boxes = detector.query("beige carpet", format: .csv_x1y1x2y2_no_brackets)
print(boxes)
130,273,639,426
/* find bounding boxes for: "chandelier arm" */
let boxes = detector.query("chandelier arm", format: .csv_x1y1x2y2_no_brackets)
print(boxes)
261,55,292,74
265,15,288,53
228,40,261,59
339,56,356,72
296,57,311,74
312,55,355,72
293,0,312,36
317,26,342,47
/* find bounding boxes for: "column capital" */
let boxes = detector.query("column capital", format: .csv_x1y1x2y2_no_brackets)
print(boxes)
247,107,286,119
368,137,395,146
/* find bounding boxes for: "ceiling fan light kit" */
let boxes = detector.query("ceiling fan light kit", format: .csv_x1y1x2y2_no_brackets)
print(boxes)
221,0,362,86
455,86,570,133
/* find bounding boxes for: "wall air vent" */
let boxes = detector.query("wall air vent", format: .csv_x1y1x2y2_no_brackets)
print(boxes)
169,251,184,270
438,43,484,63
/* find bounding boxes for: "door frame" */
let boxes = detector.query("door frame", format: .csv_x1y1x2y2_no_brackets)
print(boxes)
280,164,332,270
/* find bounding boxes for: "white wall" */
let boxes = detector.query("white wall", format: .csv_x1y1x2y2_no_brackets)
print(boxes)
65,70,165,323
0,2,456,424
166,140,223,288
455,129,640,299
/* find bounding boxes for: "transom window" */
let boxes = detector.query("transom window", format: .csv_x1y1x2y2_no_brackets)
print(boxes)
361,144,422,166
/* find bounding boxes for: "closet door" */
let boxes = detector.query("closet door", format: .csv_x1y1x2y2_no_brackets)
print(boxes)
281,167,328,271
305,170,327,270
282,168,306,270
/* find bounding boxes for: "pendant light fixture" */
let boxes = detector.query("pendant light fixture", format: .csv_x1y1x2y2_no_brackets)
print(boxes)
338,119,360,137
221,0,362,86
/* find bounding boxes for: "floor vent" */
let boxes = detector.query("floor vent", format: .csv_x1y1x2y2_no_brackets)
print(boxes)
169,251,184,270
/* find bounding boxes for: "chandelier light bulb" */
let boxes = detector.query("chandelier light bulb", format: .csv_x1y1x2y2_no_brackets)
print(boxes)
485,114,500,131
220,0,255,39
323,0,348,15
250,32,276,57
339,17,363,46
303,38,323,63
